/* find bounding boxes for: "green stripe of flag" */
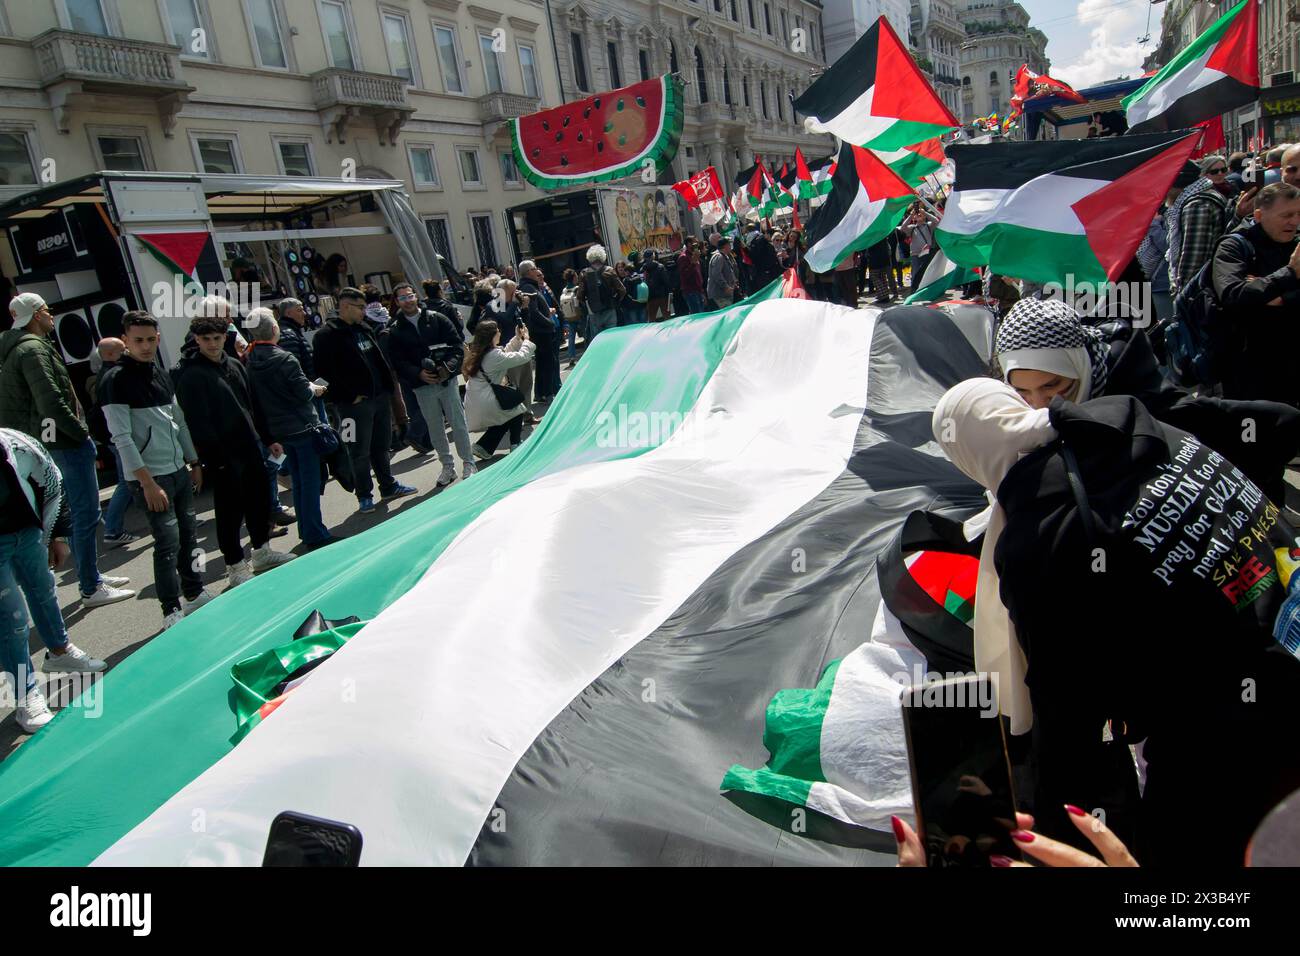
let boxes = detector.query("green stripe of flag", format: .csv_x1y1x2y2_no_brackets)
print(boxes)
937,223,1105,286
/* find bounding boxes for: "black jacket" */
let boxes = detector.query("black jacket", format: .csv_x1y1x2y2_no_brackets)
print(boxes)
245,342,318,442
518,278,558,348
170,352,268,466
424,296,462,334
1091,324,1300,503
277,320,315,381
643,258,671,298
384,308,466,391
311,317,397,407
995,394,1300,865
748,234,782,285
467,298,522,339
1211,222,1300,404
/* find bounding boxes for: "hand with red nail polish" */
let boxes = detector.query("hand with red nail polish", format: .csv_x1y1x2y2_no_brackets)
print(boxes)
1003,804,1140,868
894,812,1037,867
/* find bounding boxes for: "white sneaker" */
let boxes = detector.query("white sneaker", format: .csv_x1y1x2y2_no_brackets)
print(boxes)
81,583,135,608
461,460,477,479
227,559,253,588
436,462,457,486
101,574,130,588
181,588,216,616
16,686,53,734
42,642,106,673
161,609,185,631
252,545,295,572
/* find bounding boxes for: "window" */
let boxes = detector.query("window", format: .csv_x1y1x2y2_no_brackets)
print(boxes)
95,134,148,170
571,32,589,91
192,135,240,173
470,213,497,269
694,47,708,104
0,132,36,186
246,0,287,68
747,0,755,29
166,0,207,58
424,216,453,269
780,11,787,41
67,0,109,34
962,75,970,87
723,65,732,105
730,0,738,22
500,152,521,187
989,71,998,84
457,147,483,187
319,0,356,71
519,43,539,98
606,41,621,88
433,24,464,94
760,83,767,118
638,48,649,82
713,0,721,11
382,12,416,83
407,144,440,188
669,41,679,74
775,85,782,121
276,139,313,176
479,34,503,93
764,4,772,35
742,74,750,108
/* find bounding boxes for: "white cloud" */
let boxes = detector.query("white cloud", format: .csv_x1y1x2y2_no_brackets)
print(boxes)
1046,0,1152,90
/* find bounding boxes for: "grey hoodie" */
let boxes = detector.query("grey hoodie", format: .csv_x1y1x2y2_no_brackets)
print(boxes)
98,353,197,479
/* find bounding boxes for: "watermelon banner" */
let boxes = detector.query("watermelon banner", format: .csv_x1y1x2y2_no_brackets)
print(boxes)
510,74,684,190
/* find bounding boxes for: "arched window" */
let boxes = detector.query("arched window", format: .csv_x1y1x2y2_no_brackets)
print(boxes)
723,63,733,105
989,70,998,85
695,47,709,103
962,75,971,87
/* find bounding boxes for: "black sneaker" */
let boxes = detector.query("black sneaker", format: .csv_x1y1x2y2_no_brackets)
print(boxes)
102,531,139,550
270,509,296,527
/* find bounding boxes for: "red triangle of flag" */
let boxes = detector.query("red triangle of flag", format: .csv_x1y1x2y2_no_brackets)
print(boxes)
1071,133,1201,280
870,17,959,128
136,232,210,277
796,147,812,183
1205,0,1260,87
907,138,946,165
851,145,915,201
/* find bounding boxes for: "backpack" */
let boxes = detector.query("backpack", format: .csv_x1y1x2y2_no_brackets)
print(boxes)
583,267,609,313
559,286,581,320
1163,232,1252,388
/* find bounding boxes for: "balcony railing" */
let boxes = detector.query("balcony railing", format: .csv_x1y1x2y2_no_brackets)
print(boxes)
32,29,192,136
477,91,542,125
312,68,414,145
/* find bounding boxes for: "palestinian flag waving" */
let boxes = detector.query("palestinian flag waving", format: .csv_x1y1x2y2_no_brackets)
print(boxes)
1124,0,1259,134
1008,65,1086,119
937,130,1202,286
794,16,957,151
872,138,945,187
804,140,915,273
795,148,834,204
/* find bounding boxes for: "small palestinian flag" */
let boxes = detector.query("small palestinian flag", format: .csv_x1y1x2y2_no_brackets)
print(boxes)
904,250,978,305
794,16,957,150
804,140,915,273
796,148,835,203
1124,0,1259,134
872,138,945,186
746,162,769,215
937,130,1201,286
765,163,794,216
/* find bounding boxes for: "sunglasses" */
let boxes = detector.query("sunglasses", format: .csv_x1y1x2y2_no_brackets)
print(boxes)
1207,167,1228,174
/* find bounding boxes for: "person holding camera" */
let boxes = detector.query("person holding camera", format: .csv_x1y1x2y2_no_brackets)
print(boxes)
385,282,475,485
464,319,535,459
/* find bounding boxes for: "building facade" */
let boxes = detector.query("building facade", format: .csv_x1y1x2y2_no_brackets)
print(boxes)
548,0,833,190
957,0,1047,124
820,0,910,64
910,0,963,118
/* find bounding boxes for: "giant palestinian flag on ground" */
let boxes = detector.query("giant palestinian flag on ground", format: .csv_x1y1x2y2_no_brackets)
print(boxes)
937,130,1202,286
1124,0,1258,135
794,16,957,151
0,291,990,866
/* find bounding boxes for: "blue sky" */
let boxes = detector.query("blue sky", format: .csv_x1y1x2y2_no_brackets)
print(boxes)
1020,0,1158,89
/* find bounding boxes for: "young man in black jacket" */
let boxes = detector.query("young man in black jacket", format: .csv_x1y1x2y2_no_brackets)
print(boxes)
172,315,295,588
311,287,416,513
1212,182,1300,405
385,283,474,485
518,262,561,403
642,249,672,323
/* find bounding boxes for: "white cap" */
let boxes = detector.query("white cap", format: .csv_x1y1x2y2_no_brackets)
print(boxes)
10,293,47,321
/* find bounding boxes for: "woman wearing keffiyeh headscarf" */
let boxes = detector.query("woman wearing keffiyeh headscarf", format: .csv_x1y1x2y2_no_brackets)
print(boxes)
992,296,1300,504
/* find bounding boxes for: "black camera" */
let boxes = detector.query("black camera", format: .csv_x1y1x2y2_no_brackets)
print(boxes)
422,344,460,379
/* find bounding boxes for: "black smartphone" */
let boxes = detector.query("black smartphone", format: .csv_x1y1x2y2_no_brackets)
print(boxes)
262,811,362,867
901,674,1021,868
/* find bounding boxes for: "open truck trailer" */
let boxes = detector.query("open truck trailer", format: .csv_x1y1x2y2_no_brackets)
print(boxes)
0,170,442,371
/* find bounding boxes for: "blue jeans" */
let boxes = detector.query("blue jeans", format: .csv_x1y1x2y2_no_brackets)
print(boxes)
685,292,707,314
0,527,70,705
104,446,132,537
49,438,102,597
284,435,329,544
588,308,617,341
